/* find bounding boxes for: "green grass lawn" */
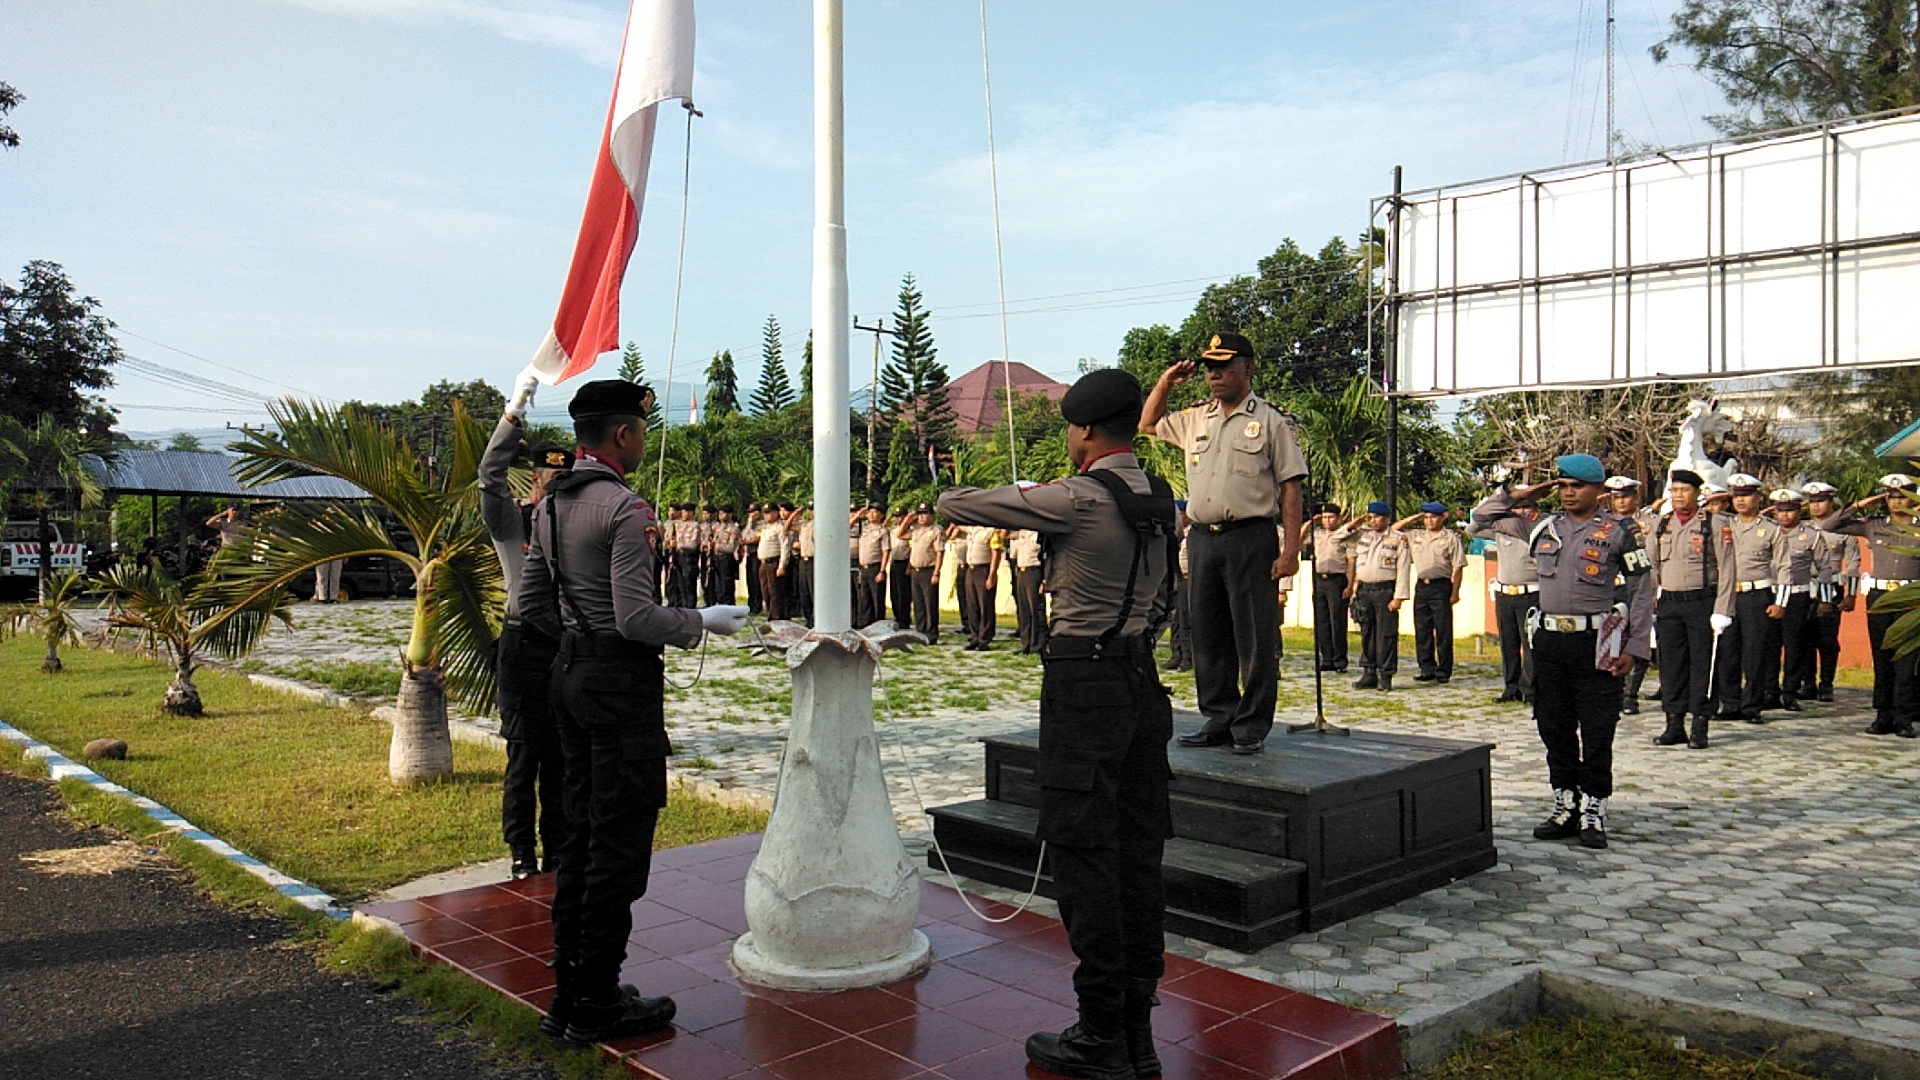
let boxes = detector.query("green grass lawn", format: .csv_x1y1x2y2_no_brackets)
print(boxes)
1417,1017,1820,1079
0,637,767,901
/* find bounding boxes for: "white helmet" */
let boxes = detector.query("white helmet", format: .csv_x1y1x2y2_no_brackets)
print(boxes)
1883,473,1917,492
1800,481,1838,497
1603,476,1642,491
1725,473,1763,493
1769,488,1803,505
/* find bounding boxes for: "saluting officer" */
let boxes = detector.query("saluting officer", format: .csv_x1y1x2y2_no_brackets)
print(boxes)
1343,501,1411,691
855,505,891,627
518,380,748,1043
1826,474,1920,737
1645,469,1735,750
1768,489,1832,712
903,503,944,643
1142,330,1307,754
1802,481,1859,701
479,369,568,879
1605,476,1657,712
1476,455,1653,850
938,369,1175,1080
1466,491,1539,704
792,506,817,627
1302,503,1354,673
888,509,915,628
1718,473,1789,724
1398,502,1465,684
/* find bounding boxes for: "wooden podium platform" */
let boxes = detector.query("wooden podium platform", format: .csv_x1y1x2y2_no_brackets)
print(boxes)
927,720,1497,952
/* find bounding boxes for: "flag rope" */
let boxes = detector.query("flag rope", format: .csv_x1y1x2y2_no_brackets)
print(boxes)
977,0,1019,483
655,101,700,501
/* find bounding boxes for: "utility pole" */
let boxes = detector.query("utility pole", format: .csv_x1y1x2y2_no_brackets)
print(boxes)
852,316,902,502
1605,0,1616,163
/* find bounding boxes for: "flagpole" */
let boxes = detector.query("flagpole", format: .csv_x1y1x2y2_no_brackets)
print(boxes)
811,0,851,634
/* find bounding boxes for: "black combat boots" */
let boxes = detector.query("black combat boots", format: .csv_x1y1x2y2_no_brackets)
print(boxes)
1533,788,1581,840
1123,978,1162,1077
563,989,676,1045
1652,715,1688,746
1026,1013,1135,1080
1688,714,1710,749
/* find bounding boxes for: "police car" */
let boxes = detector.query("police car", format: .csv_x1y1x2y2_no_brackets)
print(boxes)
2,520,86,582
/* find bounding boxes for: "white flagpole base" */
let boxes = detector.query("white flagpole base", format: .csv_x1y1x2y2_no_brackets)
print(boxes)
730,931,930,992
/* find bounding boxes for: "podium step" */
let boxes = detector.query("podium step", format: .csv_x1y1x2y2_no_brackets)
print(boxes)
927,799,1307,953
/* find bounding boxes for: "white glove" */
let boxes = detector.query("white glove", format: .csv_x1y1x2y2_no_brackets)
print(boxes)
698,604,750,635
1709,613,1733,633
505,367,539,420
1014,479,1040,490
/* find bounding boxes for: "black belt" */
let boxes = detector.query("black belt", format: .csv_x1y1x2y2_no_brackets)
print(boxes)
1196,516,1273,534
1043,635,1150,661
1314,572,1347,579
1416,576,1451,584
560,631,662,659
1659,588,1711,602
1355,580,1395,591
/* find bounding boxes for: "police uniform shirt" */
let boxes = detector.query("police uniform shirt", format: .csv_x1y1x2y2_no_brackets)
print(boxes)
797,519,815,559
936,452,1167,639
1648,509,1731,607
1775,521,1830,588
672,517,702,552
1009,529,1044,570
756,520,790,566
1346,526,1412,601
1407,528,1465,581
478,416,530,616
1466,517,1540,588
519,458,704,648
1724,515,1788,586
1829,514,1920,585
890,522,913,563
710,521,742,555
857,522,891,567
907,524,943,568
964,525,999,566
1476,489,1656,658
1306,524,1353,575
1152,394,1307,526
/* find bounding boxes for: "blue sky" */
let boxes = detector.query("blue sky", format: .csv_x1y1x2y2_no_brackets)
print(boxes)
0,0,1725,433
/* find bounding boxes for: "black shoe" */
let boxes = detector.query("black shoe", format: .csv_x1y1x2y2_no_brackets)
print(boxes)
1378,675,1393,692
1867,714,1898,735
510,848,538,880
1653,717,1688,746
1436,676,1450,684
1123,978,1161,1078
1622,699,1640,715
1351,672,1377,690
1230,739,1264,756
1744,712,1768,725
1689,715,1710,749
562,991,676,1044
1414,673,1436,682
1781,697,1802,712
1898,723,1919,739
1817,686,1835,703
1578,794,1608,850
1759,695,1784,711
1493,691,1521,704
1533,789,1580,840
1176,730,1232,748
1025,1021,1134,1080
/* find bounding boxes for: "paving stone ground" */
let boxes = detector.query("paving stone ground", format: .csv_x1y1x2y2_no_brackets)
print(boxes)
159,599,1920,1049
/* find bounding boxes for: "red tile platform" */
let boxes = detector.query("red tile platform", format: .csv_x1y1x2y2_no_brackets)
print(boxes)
360,834,1399,1079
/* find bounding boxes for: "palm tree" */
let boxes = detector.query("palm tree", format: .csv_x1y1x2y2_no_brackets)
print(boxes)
0,414,108,602
1,569,89,673
94,562,291,715
205,399,503,783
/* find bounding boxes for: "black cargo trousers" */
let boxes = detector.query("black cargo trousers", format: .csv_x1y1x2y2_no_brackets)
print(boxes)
548,635,668,1000
497,620,567,860
1036,640,1174,1027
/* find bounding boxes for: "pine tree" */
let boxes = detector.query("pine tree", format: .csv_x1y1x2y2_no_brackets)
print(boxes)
874,273,953,471
798,332,813,405
749,315,795,415
703,349,739,417
616,341,661,428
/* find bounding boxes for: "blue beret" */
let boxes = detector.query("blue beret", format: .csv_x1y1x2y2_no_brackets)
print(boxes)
1366,500,1391,516
1555,453,1606,485
1420,501,1447,514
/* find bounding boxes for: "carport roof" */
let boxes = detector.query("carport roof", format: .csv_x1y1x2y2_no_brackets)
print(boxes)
81,451,369,501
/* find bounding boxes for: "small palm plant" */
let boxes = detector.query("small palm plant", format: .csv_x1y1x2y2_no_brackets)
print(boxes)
204,399,503,783
1,569,90,673
94,562,292,716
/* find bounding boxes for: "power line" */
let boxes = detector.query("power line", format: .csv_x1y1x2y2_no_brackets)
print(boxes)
116,329,328,400
118,354,274,406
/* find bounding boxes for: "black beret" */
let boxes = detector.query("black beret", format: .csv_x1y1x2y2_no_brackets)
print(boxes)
1061,368,1144,428
528,442,575,471
1200,330,1255,362
568,379,653,419
779,502,795,512
1316,502,1342,515
915,502,932,512
1669,469,1704,487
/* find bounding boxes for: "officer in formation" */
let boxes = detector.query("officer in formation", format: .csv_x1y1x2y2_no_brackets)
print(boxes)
853,504,891,626
667,504,704,608
754,503,793,620
936,368,1174,1080
945,522,972,637
704,505,743,607
903,503,944,642
518,380,748,1043
1008,527,1047,655
1644,468,1732,750
1605,477,1659,712
888,510,915,627
1397,501,1465,684
1826,474,1920,738
1143,330,1306,755
1803,482,1860,702
1474,454,1653,850
1465,491,1539,704
1302,503,1353,673
791,505,816,626
1717,473,1790,724
479,369,568,880
1342,501,1410,691
742,503,765,614
960,523,1003,650
1768,489,1834,712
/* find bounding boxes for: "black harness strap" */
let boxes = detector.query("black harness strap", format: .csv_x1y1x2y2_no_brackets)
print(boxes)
541,469,630,635
1082,468,1177,648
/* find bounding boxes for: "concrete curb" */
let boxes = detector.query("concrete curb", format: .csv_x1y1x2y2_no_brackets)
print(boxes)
246,672,360,709
1394,962,1920,1079
0,718,348,921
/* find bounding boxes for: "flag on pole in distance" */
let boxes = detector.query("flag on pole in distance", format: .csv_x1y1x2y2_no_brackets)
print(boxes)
688,390,700,427
927,442,936,481
529,0,695,385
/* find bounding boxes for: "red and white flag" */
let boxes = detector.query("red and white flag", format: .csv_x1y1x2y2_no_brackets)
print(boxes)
529,0,695,384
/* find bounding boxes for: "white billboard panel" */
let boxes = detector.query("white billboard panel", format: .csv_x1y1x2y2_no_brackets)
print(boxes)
1385,109,1920,397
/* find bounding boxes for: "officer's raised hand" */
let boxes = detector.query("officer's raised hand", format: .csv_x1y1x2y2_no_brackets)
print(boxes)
699,605,750,635
1159,359,1197,387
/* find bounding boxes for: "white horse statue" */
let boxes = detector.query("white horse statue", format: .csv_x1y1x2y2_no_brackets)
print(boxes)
1666,398,1737,496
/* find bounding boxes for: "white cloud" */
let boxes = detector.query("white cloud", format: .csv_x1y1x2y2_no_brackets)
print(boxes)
282,0,622,63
